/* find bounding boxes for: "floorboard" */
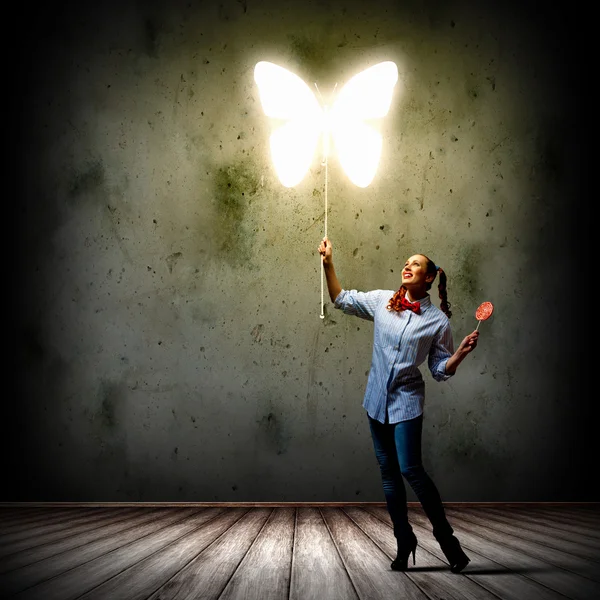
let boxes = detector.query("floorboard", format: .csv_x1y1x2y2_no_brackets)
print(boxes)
0,508,203,596
0,508,172,574
290,507,358,600
344,506,502,600
0,504,598,600
481,506,600,542
467,506,600,557
0,508,131,544
8,508,220,600
445,506,600,582
218,507,294,600
0,508,160,569
100,507,267,600
322,506,427,600
422,507,600,600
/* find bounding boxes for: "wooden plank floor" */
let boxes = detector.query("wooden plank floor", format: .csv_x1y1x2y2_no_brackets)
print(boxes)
0,504,598,600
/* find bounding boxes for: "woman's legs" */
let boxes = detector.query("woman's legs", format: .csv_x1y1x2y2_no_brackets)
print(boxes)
368,416,413,544
369,413,469,571
392,415,454,542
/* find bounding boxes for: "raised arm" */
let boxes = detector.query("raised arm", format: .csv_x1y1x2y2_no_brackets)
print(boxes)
318,236,342,303
444,330,479,375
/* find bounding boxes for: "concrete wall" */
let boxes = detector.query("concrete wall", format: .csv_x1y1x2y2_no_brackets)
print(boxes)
11,0,593,501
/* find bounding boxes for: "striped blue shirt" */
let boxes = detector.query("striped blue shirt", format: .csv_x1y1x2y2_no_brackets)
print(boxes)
334,288,454,423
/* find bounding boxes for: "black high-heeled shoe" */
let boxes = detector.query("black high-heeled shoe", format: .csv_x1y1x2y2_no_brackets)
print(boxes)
390,531,418,571
438,535,470,573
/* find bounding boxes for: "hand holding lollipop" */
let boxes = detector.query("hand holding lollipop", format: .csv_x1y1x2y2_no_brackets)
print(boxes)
475,301,494,331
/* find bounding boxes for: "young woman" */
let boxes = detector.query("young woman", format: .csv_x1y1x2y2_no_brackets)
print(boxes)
318,236,479,573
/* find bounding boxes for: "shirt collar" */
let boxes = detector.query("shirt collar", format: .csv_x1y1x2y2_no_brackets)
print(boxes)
410,293,432,310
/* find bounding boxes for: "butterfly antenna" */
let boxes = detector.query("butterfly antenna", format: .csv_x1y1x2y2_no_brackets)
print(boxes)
313,82,323,102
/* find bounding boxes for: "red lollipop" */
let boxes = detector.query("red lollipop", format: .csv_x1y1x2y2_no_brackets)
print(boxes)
475,301,494,331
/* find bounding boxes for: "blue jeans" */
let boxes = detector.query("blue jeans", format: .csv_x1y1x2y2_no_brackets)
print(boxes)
368,413,454,547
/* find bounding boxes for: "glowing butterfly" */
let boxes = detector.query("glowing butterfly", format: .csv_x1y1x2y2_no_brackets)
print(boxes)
254,61,399,188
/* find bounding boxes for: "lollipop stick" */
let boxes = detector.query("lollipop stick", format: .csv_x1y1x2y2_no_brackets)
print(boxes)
476,320,481,331
320,257,325,319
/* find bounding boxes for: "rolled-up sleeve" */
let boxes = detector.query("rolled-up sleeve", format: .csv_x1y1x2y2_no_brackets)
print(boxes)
428,323,454,381
334,289,385,321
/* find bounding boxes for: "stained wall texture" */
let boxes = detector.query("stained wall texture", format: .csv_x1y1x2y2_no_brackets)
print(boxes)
10,0,594,501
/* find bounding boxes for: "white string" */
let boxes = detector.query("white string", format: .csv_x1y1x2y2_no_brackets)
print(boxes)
313,81,331,321
320,157,328,319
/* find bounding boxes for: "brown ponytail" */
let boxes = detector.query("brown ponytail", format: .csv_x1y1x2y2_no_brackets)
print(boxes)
436,267,452,318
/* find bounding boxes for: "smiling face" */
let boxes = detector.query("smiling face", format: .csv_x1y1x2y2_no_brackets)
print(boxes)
401,254,436,296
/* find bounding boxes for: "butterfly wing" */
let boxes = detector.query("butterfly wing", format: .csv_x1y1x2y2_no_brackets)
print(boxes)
330,61,398,187
333,61,399,119
254,61,323,187
332,121,383,188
